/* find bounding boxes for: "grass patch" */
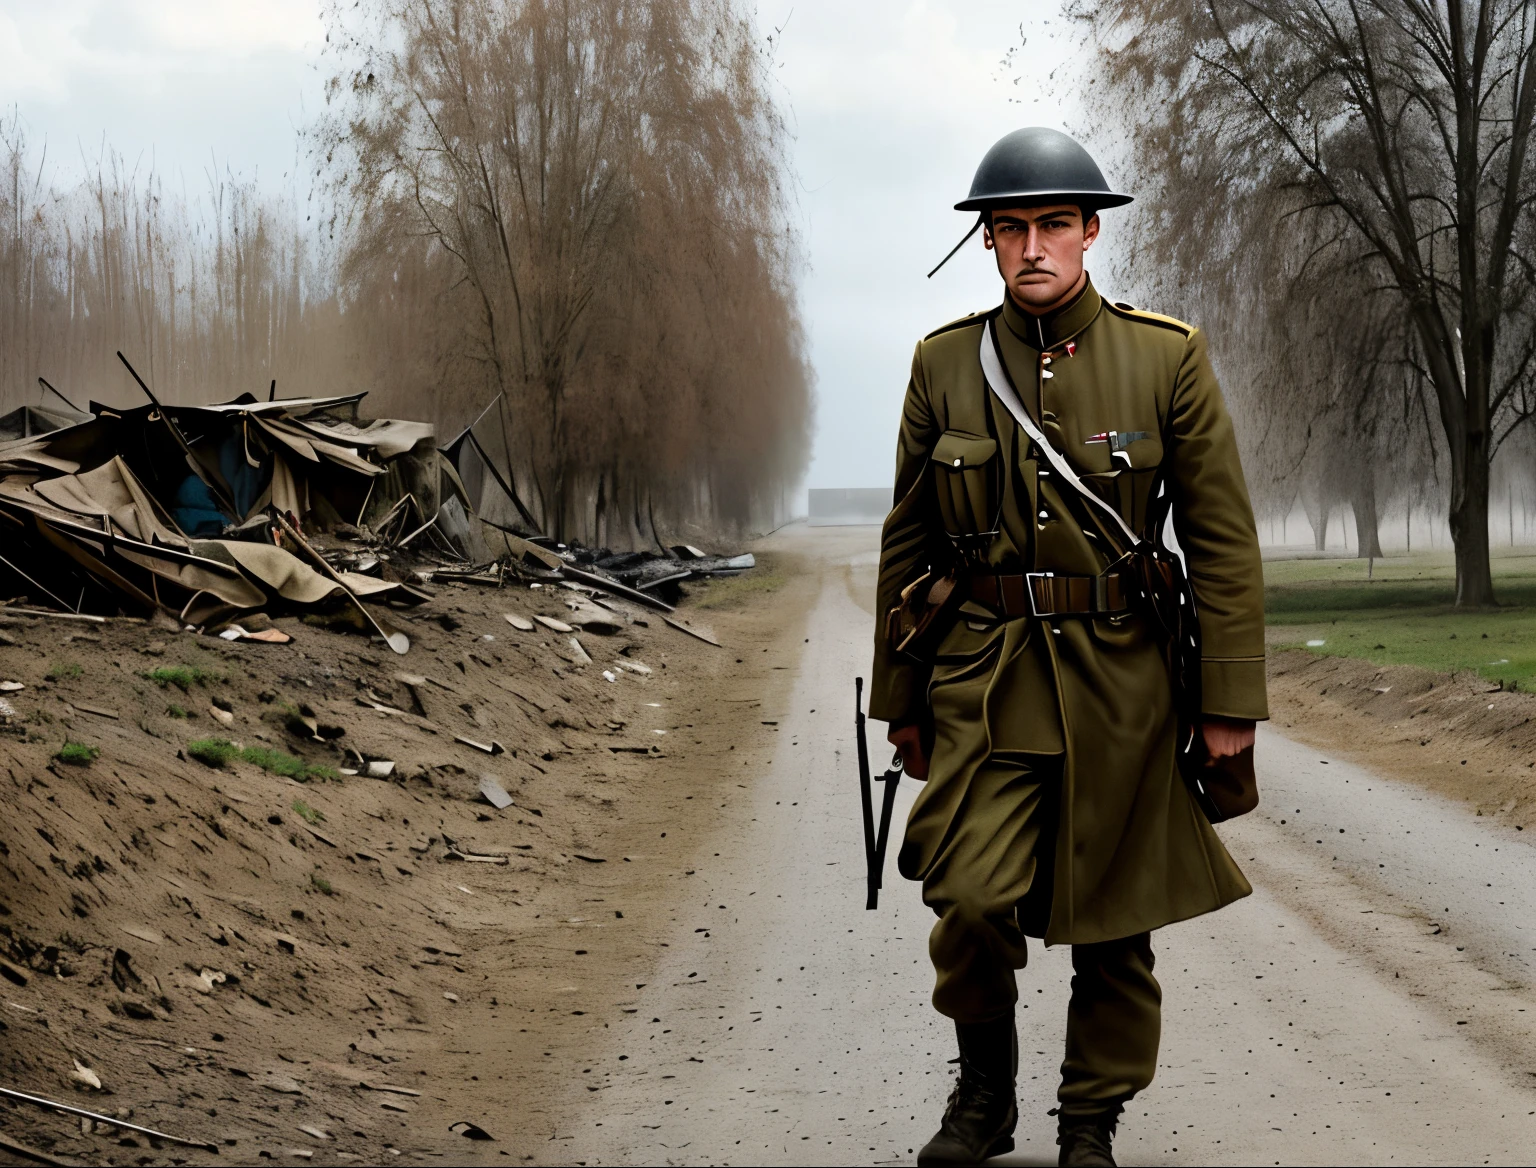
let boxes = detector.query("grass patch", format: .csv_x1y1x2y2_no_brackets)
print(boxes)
240,745,310,780
694,558,784,610
46,661,82,681
1266,549,1536,690
144,665,220,692
310,874,334,896
55,740,98,766
187,737,239,768
186,737,330,780
291,800,324,825
307,764,340,782
165,703,188,719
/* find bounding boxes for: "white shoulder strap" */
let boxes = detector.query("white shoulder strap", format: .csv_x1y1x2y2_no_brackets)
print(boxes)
978,318,1145,551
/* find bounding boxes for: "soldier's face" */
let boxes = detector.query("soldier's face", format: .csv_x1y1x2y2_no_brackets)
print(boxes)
983,204,1099,313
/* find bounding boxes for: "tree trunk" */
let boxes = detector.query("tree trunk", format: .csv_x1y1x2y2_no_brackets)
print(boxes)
1449,445,1495,606
1307,506,1328,552
1352,481,1383,559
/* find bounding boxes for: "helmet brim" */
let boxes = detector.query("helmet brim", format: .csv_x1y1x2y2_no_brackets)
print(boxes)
954,190,1134,213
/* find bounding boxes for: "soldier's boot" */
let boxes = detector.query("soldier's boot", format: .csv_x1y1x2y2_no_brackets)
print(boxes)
916,1017,1018,1166
1055,1106,1120,1168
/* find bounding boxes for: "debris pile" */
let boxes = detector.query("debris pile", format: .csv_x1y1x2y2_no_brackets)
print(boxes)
0,381,756,657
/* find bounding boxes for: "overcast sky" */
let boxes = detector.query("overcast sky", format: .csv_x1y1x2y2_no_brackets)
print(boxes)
0,0,1131,494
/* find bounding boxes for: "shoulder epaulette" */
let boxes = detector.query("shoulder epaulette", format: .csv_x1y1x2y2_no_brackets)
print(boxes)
922,310,989,341
1104,300,1195,336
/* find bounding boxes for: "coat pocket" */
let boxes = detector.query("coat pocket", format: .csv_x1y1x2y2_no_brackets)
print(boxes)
931,430,999,537
1079,433,1164,534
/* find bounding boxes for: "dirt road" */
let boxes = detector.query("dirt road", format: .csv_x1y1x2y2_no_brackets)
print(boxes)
533,524,1536,1167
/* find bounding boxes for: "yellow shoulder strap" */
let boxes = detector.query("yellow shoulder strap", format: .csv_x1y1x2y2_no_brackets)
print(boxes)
1106,300,1194,335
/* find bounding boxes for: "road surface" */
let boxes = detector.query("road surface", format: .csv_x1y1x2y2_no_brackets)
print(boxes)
555,524,1536,1165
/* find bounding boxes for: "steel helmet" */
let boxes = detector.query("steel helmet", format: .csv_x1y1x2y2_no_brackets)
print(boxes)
956,127,1131,212
928,128,1130,277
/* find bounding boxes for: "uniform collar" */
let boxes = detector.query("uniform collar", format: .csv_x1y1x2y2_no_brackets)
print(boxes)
1000,276,1102,351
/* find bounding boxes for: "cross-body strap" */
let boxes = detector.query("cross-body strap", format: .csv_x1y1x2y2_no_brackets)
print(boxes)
978,317,1148,553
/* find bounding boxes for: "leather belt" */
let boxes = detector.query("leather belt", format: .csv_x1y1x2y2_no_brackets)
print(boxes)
968,570,1133,619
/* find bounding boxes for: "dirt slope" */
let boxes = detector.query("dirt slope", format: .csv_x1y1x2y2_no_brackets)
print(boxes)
1267,648,1536,823
0,555,810,1165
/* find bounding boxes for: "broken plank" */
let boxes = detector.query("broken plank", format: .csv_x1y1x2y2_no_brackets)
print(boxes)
662,615,721,646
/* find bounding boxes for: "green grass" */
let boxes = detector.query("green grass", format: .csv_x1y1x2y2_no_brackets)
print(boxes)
165,704,188,719
310,874,334,896
240,745,310,780
187,737,239,767
186,736,331,780
1266,549,1536,690
55,741,98,766
291,799,324,825
46,662,82,681
145,665,221,692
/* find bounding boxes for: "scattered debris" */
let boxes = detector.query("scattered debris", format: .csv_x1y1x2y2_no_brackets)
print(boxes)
503,613,534,631
0,1086,219,1152
358,1082,423,1097
0,1130,78,1167
119,925,163,946
66,702,119,720
219,625,293,644
366,760,396,778
478,775,514,810
194,969,227,994
444,847,510,865
68,1062,101,1091
534,614,574,633
449,1121,495,1140
454,735,505,756
663,614,722,646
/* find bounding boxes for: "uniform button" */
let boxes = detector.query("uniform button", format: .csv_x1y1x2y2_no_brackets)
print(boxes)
1042,370,1054,379
1038,510,1049,519
953,458,962,467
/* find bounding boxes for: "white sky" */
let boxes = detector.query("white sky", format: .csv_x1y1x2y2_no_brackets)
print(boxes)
0,0,1130,494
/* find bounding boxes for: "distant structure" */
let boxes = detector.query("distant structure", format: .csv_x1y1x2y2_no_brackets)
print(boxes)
808,487,890,527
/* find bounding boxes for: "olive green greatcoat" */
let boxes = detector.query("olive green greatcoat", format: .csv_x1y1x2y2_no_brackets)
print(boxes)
871,279,1267,946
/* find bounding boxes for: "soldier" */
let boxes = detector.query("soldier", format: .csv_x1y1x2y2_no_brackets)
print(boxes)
870,127,1267,1167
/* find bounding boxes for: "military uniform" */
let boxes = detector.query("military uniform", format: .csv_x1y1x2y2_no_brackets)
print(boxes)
872,282,1267,1125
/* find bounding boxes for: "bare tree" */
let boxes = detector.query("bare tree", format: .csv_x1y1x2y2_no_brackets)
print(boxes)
1076,0,1536,603
318,0,810,543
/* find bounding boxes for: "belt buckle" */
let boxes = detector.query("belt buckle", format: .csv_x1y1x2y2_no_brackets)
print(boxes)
1024,571,1053,618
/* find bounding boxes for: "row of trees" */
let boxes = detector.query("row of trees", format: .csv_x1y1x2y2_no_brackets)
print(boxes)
1073,0,1536,605
0,0,811,547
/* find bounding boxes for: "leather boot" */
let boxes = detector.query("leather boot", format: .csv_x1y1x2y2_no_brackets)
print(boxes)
916,1016,1018,1166
1056,1107,1119,1167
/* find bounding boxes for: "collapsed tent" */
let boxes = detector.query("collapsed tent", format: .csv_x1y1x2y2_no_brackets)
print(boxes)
0,392,477,653
0,404,90,443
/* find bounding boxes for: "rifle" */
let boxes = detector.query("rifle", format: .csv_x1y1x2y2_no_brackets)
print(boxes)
855,677,904,910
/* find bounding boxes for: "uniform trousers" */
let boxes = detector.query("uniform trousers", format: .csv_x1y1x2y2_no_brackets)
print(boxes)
901,753,1162,1116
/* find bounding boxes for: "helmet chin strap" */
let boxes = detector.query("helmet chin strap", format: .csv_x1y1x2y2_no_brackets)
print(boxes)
926,213,986,279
